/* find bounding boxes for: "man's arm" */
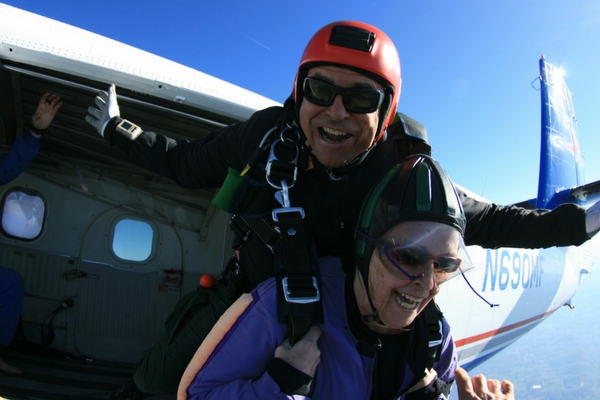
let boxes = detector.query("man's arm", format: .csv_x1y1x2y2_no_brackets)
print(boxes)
86,85,283,189
459,189,588,249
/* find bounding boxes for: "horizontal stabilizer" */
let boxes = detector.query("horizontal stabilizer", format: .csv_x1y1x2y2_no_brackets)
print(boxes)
569,180,600,206
513,180,600,210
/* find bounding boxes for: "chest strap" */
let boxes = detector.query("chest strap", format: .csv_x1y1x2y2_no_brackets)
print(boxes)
266,126,323,345
424,300,444,369
275,207,322,345
230,215,279,251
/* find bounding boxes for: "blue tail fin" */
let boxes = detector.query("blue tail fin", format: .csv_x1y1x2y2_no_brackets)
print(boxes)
536,56,585,209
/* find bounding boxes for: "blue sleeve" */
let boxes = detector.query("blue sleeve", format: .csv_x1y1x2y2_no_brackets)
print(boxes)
186,283,306,400
0,131,40,186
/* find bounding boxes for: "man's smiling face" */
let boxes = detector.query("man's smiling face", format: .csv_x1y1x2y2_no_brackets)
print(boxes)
299,66,383,169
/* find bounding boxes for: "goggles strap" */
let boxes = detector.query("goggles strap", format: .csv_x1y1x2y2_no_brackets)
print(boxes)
459,267,499,308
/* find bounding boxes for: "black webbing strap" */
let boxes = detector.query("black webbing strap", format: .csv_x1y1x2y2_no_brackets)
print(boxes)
424,300,443,369
275,209,321,345
232,120,322,346
230,215,280,249
277,211,314,296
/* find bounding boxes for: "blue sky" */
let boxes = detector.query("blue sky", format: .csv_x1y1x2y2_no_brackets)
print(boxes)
3,1,600,395
4,0,600,205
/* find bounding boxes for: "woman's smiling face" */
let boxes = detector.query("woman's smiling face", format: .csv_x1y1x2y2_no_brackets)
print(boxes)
355,221,461,335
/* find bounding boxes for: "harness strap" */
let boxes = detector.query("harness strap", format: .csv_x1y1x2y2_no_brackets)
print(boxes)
276,209,321,345
230,215,280,249
257,122,324,346
225,106,323,345
424,300,444,369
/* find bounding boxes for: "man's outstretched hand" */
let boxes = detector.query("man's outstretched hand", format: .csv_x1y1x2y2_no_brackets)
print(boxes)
455,367,514,400
85,83,120,137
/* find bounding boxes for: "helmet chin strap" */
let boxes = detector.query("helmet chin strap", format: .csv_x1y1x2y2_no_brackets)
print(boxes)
361,302,411,333
362,310,384,325
357,271,411,332
358,270,386,326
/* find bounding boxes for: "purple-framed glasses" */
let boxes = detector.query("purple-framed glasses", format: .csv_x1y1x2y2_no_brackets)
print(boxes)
357,230,462,282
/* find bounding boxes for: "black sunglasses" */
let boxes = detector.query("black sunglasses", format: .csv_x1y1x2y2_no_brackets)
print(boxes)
303,77,385,114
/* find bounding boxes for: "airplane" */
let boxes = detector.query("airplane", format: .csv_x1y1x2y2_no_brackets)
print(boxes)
436,54,600,372
0,3,599,399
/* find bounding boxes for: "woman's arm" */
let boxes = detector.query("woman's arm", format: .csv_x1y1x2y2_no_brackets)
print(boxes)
179,285,313,400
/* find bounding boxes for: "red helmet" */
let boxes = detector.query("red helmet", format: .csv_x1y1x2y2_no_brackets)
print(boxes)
293,21,401,141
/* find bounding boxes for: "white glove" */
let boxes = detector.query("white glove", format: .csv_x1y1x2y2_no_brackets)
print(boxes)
585,200,600,238
85,84,120,137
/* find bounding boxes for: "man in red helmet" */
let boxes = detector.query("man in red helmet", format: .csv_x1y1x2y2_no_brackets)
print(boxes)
87,21,597,398
292,22,402,168
291,22,401,169
299,66,385,168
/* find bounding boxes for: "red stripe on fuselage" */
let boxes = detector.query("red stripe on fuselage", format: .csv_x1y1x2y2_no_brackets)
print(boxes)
454,307,559,348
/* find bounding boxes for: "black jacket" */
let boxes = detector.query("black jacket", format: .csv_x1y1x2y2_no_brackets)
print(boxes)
104,106,589,291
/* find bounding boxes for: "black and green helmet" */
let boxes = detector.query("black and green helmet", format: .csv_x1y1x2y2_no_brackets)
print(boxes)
355,155,466,275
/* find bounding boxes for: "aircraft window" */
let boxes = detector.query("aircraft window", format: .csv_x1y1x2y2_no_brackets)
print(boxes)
112,218,154,262
1,189,45,240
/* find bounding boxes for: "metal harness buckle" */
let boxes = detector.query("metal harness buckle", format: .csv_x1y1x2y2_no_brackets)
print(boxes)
272,182,305,223
265,125,300,190
282,276,321,304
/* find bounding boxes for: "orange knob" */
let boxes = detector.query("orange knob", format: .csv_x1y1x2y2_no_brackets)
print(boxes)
200,274,215,288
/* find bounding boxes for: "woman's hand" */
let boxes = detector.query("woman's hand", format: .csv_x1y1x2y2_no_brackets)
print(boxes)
274,325,322,378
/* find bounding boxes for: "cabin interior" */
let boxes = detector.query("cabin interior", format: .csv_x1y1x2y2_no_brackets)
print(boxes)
0,58,241,398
